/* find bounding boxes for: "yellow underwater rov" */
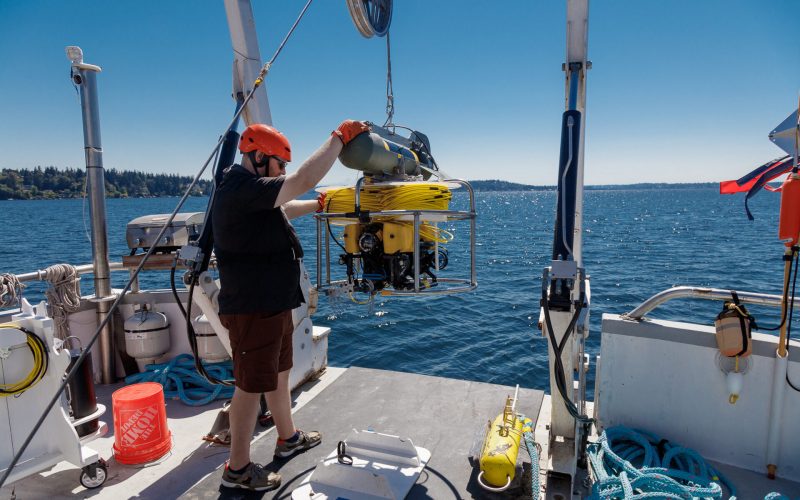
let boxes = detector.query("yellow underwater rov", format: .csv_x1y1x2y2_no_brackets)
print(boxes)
314,123,477,300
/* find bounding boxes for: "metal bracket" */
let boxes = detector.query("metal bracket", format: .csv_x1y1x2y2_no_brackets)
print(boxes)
550,260,578,280
178,243,202,265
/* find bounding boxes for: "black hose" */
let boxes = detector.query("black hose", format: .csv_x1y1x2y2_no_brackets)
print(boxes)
170,263,233,387
541,286,593,426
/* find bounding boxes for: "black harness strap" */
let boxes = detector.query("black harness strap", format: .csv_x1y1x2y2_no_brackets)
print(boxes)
730,291,750,357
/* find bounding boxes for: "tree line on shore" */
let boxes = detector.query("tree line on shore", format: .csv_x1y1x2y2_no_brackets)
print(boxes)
0,166,212,200
0,168,721,200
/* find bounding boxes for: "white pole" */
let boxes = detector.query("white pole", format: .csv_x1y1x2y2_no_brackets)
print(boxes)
766,349,788,478
224,0,272,126
565,0,589,265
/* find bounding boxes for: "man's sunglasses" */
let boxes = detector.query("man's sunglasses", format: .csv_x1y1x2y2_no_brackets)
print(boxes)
271,157,287,169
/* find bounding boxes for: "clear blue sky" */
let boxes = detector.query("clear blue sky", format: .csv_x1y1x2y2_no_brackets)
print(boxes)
0,1,798,186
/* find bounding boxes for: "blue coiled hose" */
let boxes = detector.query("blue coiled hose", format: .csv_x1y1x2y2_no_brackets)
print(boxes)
125,354,234,406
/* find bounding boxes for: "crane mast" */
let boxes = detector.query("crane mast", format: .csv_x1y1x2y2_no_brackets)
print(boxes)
541,0,591,492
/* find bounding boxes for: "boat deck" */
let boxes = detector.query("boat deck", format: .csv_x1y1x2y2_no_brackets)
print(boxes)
3,364,798,499
0,367,545,499
185,366,545,499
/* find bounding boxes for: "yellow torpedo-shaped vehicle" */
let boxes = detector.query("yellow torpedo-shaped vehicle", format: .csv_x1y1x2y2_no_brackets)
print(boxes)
478,391,524,491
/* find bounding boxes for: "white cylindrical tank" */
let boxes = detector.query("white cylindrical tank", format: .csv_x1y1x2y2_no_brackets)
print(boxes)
192,314,230,363
124,308,170,371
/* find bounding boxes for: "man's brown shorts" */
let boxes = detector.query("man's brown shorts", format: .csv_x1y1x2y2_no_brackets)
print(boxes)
219,310,294,393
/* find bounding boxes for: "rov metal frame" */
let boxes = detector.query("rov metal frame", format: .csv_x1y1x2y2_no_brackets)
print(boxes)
314,179,477,296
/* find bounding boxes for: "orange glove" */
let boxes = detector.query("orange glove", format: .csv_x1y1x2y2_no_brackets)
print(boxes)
316,191,327,213
332,120,369,146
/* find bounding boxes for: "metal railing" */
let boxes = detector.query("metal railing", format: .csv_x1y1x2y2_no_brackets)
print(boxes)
623,286,795,321
12,262,124,284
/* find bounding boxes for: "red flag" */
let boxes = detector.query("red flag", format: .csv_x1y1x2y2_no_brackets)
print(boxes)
720,178,758,194
719,156,792,194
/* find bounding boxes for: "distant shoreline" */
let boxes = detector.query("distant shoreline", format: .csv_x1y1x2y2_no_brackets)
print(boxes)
0,180,726,200
0,166,726,200
465,180,721,192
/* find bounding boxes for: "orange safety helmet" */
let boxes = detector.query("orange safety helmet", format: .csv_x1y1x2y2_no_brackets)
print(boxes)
239,124,292,161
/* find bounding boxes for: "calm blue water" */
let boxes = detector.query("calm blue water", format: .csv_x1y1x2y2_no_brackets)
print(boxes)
0,188,786,393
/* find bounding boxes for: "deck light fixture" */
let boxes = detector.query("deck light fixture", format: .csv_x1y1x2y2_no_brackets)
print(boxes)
65,46,83,64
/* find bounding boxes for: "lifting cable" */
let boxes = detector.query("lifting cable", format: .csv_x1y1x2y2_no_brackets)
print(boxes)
383,32,394,127
0,2,315,488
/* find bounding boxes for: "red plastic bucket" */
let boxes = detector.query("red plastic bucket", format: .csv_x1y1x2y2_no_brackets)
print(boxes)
111,382,172,465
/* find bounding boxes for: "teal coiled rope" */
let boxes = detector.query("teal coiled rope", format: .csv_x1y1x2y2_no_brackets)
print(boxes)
587,426,733,499
588,426,793,500
125,353,234,406
520,416,540,497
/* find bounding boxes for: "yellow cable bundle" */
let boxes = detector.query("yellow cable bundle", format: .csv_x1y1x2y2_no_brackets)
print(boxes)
0,323,48,397
323,182,452,213
324,186,383,213
322,182,454,246
381,183,452,211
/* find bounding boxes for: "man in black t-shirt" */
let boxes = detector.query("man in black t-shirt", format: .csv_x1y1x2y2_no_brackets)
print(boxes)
214,120,368,491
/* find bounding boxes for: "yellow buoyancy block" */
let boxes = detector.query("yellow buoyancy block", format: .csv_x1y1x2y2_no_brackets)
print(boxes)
382,222,414,253
478,396,523,489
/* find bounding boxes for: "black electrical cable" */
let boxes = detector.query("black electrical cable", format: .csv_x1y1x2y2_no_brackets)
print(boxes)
541,282,594,468
186,282,233,386
170,262,234,387
756,252,795,332
322,188,350,254
541,286,593,425
327,220,348,253
785,247,800,392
